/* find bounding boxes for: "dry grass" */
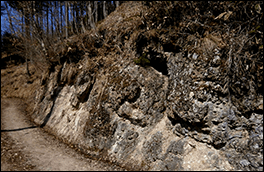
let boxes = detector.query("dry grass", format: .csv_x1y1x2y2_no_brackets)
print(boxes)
1,63,41,96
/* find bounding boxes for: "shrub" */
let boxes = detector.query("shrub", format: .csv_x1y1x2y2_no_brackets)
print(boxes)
133,53,150,66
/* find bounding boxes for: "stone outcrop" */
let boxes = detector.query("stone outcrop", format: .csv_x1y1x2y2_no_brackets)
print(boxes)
31,1,263,171
32,51,262,171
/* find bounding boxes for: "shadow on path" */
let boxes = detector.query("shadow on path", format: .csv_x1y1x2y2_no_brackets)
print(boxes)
40,86,62,128
1,126,38,132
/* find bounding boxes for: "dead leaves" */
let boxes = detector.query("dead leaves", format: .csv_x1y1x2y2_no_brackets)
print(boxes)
214,11,233,21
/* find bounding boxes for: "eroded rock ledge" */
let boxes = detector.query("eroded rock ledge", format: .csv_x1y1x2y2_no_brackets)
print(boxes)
32,51,262,171
31,1,263,171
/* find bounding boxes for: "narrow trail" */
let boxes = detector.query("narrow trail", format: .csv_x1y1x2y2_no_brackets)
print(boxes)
1,98,124,171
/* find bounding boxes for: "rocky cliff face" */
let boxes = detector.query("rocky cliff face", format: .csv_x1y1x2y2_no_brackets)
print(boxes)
31,1,263,171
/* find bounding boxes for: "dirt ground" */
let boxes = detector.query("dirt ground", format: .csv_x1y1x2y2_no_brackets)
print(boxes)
1,98,125,171
1,62,125,171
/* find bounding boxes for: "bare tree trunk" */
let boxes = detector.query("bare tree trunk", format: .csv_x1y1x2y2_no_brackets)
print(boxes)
72,2,78,34
30,1,35,64
60,1,63,38
54,1,57,38
87,1,95,29
24,2,31,76
57,1,60,34
65,2,68,39
46,3,49,36
69,3,74,35
75,2,80,34
103,1,107,19
21,10,24,36
29,1,48,58
51,1,54,37
107,1,112,15
94,1,98,23
33,2,39,35
39,2,43,40
115,1,119,8
54,1,61,41
80,2,86,33
4,1,15,35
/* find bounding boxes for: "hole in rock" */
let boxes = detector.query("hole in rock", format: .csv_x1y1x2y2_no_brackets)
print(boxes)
163,42,182,53
149,55,168,75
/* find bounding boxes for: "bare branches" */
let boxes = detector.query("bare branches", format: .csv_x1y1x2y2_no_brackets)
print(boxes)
3,1,121,72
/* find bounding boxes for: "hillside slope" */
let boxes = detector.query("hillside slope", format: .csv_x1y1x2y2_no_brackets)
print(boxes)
2,1,263,171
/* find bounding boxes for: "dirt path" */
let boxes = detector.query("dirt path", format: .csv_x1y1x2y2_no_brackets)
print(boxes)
1,98,124,171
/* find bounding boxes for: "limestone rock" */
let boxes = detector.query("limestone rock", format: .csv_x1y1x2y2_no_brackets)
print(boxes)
31,1,262,171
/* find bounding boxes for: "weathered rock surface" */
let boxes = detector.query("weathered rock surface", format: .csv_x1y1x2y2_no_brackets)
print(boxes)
32,51,262,170
31,1,263,171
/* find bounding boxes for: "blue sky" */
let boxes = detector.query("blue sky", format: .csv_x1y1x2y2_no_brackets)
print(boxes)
1,1,10,35
1,1,116,37
1,1,74,37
